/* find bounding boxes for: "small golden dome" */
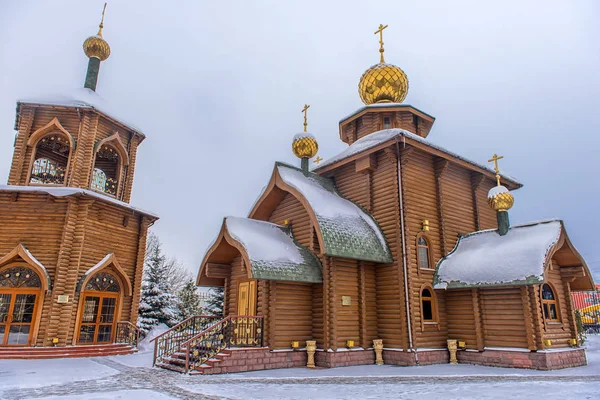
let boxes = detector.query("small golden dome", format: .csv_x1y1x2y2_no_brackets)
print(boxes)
83,35,111,61
292,133,318,159
358,63,409,105
487,185,514,212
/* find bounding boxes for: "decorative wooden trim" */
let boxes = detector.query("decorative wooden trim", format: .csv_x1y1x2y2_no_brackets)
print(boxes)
540,282,562,325
0,244,51,292
434,157,449,255
521,286,537,351
418,284,439,331
415,232,435,273
472,288,484,350
27,118,75,149
94,132,130,166
79,254,133,297
529,285,546,350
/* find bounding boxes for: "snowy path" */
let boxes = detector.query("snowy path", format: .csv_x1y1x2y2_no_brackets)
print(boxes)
1,337,600,399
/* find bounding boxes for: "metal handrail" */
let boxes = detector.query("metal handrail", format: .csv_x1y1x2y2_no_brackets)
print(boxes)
115,321,143,348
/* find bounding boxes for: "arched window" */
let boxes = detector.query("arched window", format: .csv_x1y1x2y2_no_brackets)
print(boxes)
92,145,120,196
30,134,70,185
417,234,433,270
421,287,436,322
541,284,560,322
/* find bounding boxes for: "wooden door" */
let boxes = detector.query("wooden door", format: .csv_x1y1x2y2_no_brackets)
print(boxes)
0,290,39,346
77,293,119,344
237,281,256,316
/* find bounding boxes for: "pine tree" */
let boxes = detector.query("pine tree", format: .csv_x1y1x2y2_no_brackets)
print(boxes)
175,278,203,322
137,233,177,333
205,286,224,316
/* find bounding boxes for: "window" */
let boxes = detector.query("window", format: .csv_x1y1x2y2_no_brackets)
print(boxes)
417,235,433,269
29,134,70,185
92,145,120,196
383,116,391,129
541,284,560,322
421,288,436,322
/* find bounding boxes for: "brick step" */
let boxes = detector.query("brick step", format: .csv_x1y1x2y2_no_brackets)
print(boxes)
0,344,136,359
155,361,187,373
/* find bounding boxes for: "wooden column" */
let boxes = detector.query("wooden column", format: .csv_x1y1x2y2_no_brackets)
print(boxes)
122,135,140,203
322,256,331,350
8,107,35,185
561,278,578,344
358,261,368,349
529,285,545,349
262,280,270,347
434,157,449,255
128,216,151,323
269,281,277,350
521,286,537,350
69,112,99,188
470,172,485,231
329,257,337,351
472,289,484,350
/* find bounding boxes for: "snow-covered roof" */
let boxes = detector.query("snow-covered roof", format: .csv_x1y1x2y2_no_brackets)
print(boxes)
18,88,143,135
314,128,521,187
225,217,322,283
276,163,393,263
433,220,564,289
0,185,158,218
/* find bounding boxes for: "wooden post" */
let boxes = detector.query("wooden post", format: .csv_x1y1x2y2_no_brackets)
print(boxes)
8,107,35,185
472,288,484,350
434,157,449,255
358,261,368,349
521,286,537,351
470,172,485,231
329,257,337,351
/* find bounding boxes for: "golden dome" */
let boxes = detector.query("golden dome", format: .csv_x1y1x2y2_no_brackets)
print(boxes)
487,185,514,212
292,133,318,159
358,63,409,105
83,35,111,61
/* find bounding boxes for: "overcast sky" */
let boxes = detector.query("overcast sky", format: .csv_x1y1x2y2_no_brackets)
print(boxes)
1,1,599,279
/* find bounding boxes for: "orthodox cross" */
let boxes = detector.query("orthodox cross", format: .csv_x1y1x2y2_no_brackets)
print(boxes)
374,24,388,63
302,104,310,132
488,153,504,185
313,156,323,165
98,3,107,36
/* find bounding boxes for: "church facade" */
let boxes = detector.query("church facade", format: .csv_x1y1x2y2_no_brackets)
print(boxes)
0,9,156,356
188,25,595,374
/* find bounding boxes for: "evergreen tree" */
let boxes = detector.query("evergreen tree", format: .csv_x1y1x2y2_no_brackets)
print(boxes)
137,233,177,333
175,278,203,322
205,286,224,316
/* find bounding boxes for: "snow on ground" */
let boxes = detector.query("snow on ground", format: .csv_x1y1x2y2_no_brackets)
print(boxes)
1,336,599,399
36,390,176,400
0,357,118,390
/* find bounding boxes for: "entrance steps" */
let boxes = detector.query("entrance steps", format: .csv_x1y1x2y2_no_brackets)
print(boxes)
0,343,136,359
156,349,234,374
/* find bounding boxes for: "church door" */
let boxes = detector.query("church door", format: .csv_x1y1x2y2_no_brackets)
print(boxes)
77,272,121,345
235,281,257,346
0,266,43,346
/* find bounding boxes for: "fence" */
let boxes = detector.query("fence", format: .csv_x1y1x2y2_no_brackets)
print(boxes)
572,290,600,334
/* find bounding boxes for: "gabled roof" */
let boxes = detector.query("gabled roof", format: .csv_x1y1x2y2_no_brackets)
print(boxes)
251,162,393,264
198,217,322,285
17,87,144,137
0,185,158,219
433,219,595,290
314,128,522,190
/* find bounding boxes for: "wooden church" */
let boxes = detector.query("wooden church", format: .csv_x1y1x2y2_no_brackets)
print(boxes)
0,7,156,357
161,24,596,374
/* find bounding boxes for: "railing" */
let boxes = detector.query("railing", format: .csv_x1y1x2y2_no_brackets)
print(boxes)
182,315,264,373
115,321,143,348
152,315,221,365
572,289,600,334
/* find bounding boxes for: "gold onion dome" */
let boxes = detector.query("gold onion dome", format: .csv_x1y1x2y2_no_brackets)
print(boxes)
487,185,514,212
83,4,110,61
358,63,409,105
358,24,409,105
292,133,319,159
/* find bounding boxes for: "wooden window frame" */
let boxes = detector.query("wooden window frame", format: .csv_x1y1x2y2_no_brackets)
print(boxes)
381,113,393,130
540,283,561,324
26,132,73,188
416,233,435,271
419,285,439,330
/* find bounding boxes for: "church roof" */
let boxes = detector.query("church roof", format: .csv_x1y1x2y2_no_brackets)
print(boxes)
17,88,144,136
433,219,593,289
274,163,393,263
0,185,158,219
203,217,322,284
314,128,522,189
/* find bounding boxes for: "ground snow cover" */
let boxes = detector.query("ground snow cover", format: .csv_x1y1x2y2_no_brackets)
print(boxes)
1,336,599,399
